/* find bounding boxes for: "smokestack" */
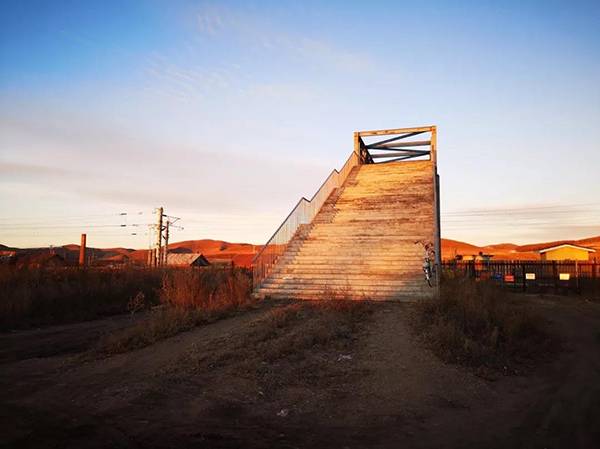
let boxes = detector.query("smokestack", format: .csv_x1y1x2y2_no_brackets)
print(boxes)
79,233,87,267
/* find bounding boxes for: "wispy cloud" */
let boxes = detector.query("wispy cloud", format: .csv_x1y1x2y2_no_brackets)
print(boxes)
443,203,600,244
0,103,330,214
142,52,236,103
194,4,370,71
196,4,224,36
0,161,74,178
443,203,600,224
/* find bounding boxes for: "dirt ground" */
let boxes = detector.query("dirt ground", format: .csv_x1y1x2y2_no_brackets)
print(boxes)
1,295,599,449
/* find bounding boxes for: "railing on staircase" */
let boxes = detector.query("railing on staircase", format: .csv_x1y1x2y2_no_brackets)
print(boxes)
252,149,363,290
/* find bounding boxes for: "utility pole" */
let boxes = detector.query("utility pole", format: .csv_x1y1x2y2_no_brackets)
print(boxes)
79,233,87,267
156,206,164,267
163,220,170,266
148,207,181,268
162,213,181,267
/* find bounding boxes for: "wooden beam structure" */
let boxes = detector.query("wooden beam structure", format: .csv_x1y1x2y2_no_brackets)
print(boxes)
356,125,435,137
358,127,434,164
370,151,429,159
366,140,431,149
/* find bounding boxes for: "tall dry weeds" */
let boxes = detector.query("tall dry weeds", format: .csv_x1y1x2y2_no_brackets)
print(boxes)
415,275,556,373
96,267,254,355
160,267,251,311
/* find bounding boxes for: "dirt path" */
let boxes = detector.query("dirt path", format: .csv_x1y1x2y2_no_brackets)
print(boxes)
497,297,600,448
0,312,147,363
0,302,278,448
319,297,600,448
1,296,599,449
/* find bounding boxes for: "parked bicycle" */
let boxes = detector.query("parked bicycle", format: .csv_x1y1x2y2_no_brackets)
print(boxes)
416,241,435,287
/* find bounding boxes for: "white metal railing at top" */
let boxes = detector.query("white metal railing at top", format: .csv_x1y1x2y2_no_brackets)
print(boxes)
252,150,361,290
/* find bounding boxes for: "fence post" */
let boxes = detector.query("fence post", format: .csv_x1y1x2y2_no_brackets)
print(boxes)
553,261,558,294
593,261,597,298
575,260,579,294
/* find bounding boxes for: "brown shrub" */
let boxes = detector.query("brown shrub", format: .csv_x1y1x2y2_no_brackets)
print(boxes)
415,276,556,373
160,266,251,311
96,267,254,355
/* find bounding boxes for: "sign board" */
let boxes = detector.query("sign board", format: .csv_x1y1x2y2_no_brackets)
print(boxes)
559,273,570,281
504,274,515,282
525,273,536,280
493,272,503,280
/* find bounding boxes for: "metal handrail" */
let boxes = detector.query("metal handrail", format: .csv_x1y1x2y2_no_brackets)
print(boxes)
252,150,361,290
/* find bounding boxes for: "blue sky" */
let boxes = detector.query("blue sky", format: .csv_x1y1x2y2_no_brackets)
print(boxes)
1,0,599,248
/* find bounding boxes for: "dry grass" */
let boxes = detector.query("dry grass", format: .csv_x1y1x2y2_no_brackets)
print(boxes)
96,267,254,355
192,299,373,392
251,300,371,361
160,266,251,310
0,266,162,330
415,276,557,374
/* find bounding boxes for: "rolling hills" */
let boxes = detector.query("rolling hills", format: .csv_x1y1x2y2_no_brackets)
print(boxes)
2,235,599,267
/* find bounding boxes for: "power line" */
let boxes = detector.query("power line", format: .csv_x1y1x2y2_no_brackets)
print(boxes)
0,223,154,230
0,211,148,222
0,211,150,226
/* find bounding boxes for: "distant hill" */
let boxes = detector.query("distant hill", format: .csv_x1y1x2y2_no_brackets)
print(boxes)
516,236,600,253
129,239,257,267
482,243,519,252
442,235,599,261
440,239,483,258
3,235,598,267
577,236,600,245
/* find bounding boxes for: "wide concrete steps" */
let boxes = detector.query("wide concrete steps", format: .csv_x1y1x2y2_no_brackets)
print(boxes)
258,291,428,301
266,273,423,283
275,256,423,264
282,251,423,259
275,265,422,273
257,285,433,301
256,159,437,301
272,266,422,275
258,283,429,294
292,236,428,244
284,245,423,252
308,226,432,233
261,279,424,289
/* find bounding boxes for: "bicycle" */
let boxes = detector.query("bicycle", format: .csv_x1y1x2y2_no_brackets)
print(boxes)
415,241,435,287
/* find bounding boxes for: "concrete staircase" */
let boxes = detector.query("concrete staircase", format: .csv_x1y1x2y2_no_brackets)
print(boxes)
256,160,437,300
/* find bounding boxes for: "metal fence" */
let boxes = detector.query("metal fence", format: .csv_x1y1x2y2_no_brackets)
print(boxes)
442,260,600,297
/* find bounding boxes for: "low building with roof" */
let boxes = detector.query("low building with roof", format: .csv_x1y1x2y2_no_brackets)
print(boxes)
538,244,596,261
166,253,210,267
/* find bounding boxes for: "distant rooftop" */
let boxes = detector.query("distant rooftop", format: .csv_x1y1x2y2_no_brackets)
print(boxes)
166,253,210,266
538,243,596,254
